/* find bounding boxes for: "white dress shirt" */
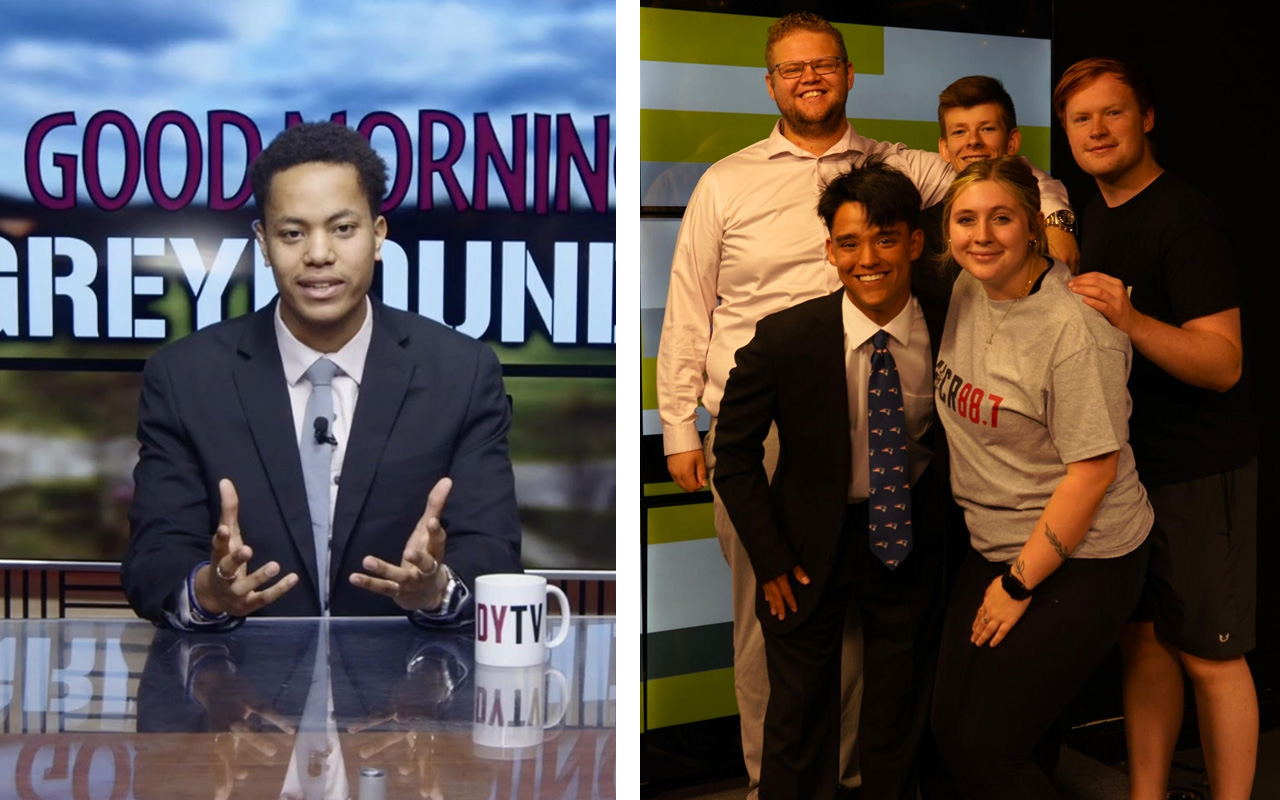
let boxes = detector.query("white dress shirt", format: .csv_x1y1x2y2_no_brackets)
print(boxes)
656,121,1069,457
842,293,935,501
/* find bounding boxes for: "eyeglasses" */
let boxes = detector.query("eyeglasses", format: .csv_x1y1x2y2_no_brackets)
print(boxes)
769,57,845,79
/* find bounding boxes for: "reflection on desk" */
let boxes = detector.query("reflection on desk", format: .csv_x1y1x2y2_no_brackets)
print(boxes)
0,616,616,799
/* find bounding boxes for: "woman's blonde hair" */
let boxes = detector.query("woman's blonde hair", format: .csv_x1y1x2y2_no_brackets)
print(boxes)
937,155,1046,274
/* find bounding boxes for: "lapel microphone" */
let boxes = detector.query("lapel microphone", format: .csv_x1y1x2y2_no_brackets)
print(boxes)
313,417,338,447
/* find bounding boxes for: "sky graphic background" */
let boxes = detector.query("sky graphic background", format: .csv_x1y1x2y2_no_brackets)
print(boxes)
0,0,616,208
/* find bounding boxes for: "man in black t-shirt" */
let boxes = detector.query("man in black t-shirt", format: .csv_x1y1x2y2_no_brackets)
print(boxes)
1057,58,1258,800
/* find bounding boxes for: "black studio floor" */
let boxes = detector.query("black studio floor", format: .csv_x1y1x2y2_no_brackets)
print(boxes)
644,724,1280,800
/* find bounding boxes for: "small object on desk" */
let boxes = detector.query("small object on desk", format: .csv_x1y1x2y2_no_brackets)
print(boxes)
359,766,387,800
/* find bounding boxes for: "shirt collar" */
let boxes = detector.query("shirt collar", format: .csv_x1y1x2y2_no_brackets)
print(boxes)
275,296,374,387
764,120,871,160
842,291,919,350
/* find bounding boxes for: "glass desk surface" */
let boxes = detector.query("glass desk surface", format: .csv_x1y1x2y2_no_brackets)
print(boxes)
0,615,616,799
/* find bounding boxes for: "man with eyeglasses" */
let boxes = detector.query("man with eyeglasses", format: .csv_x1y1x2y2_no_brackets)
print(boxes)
656,11,1076,799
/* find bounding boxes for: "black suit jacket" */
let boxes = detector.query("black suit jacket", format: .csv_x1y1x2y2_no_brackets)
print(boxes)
712,274,954,636
123,298,522,622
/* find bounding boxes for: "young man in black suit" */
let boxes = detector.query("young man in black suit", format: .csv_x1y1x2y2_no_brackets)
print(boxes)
713,160,951,800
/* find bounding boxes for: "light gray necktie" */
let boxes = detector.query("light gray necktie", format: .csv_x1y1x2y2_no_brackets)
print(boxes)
301,357,338,613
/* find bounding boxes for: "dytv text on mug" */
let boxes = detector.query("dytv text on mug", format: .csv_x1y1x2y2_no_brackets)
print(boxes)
474,573,571,667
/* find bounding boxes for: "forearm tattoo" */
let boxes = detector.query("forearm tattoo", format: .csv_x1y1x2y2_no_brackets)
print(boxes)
1012,558,1027,584
1043,523,1072,561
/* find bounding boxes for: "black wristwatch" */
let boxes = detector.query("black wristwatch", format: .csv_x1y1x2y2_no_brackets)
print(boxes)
1001,565,1033,601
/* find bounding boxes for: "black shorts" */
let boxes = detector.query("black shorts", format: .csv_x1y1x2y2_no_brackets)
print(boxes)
1131,459,1257,659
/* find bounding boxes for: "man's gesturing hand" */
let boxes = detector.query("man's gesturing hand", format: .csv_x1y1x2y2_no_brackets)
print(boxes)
195,479,299,616
350,477,452,611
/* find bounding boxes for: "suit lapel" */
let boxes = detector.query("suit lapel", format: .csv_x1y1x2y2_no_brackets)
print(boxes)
814,289,851,440
795,291,853,498
231,306,318,596
330,303,414,569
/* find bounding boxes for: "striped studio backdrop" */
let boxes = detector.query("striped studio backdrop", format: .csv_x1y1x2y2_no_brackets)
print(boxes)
640,7,1052,732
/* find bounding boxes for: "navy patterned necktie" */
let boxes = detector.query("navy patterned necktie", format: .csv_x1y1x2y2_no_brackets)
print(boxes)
867,330,912,569
301,357,338,612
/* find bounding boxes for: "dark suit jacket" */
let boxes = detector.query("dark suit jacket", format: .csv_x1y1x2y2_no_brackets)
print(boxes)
122,297,522,623
712,276,955,636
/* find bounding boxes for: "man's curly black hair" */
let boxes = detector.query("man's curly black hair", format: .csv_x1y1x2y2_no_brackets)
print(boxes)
250,122,388,218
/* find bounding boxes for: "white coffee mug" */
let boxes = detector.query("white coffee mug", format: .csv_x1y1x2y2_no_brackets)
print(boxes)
472,663,569,758
474,574,571,667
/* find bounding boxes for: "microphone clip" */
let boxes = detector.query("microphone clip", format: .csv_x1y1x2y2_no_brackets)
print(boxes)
313,417,338,447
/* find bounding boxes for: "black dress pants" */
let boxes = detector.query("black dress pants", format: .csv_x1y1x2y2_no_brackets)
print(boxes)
930,544,1149,800
759,488,945,800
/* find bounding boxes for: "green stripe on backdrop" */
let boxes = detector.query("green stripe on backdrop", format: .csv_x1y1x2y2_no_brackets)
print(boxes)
642,356,657,410
1015,126,1051,173
646,622,735,680
643,482,692,496
640,8,884,73
645,667,739,730
641,110,1052,173
640,110,774,165
646,502,715,544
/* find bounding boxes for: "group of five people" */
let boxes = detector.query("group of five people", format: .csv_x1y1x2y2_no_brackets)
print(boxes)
657,12,1257,800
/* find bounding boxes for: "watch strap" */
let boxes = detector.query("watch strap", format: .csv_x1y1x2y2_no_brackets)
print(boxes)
1001,565,1033,600
411,564,471,626
1044,209,1077,236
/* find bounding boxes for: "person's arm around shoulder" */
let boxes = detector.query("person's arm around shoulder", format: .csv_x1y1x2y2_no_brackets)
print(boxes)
658,174,726,492
887,145,955,209
1069,272,1242,392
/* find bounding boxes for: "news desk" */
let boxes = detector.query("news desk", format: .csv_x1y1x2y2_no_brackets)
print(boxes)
0,615,616,799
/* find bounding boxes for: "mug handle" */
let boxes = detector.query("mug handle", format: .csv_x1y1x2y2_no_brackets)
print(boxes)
544,584,572,649
543,667,570,729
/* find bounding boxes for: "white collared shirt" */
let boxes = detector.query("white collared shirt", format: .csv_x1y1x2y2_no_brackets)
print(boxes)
842,293,935,500
274,297,374,526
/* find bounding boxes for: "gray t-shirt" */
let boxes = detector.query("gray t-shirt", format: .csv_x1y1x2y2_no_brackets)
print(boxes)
935,259,1152,562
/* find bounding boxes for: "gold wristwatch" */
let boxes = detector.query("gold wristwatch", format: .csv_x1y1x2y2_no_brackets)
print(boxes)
1044,209,1077,236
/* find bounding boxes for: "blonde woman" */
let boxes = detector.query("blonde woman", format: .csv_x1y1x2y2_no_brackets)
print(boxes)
928,156,1152,799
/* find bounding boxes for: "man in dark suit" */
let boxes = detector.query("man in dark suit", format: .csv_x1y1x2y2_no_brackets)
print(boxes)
713,160,951,800
122,122,521,627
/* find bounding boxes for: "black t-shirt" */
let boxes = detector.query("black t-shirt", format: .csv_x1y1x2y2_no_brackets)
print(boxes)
1079,172,1256,485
